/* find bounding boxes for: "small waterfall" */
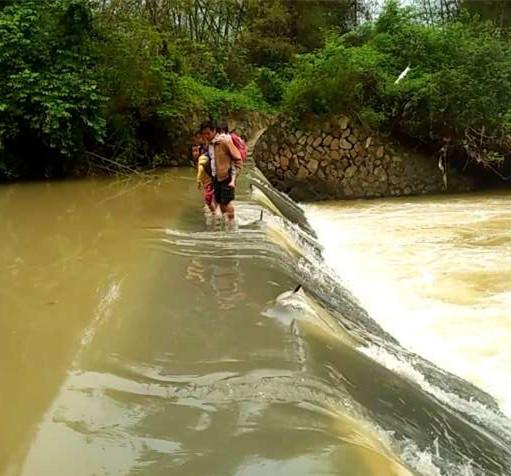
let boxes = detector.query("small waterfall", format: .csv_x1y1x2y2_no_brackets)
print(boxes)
250,166,511,476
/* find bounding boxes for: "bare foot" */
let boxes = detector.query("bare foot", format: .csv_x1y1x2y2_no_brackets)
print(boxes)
225,218,236,231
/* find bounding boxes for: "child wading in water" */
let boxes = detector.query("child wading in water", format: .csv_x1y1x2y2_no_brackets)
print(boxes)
192,144,217,215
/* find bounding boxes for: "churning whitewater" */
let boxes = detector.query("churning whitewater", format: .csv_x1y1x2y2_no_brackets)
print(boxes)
304,194,511,418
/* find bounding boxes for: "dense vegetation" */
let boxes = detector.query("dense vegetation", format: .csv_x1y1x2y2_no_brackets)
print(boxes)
284,1,511,168
0,0,510,180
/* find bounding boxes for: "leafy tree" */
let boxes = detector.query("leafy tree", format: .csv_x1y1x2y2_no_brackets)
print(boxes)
0,0,105,178
411,0,460,23
237,0,297,69
284,0,511,165
0,0,271,178
462,0,511,28
2,0,510,179
284,0,376,50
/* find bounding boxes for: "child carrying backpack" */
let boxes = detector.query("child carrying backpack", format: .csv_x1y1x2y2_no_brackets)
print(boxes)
217,122,248,189
230,131,248,161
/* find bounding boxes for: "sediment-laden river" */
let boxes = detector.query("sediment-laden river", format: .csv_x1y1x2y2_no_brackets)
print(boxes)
305,192,511,417
1,168,510,476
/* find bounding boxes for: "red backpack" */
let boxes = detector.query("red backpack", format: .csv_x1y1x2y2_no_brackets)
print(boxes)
231,132,248,162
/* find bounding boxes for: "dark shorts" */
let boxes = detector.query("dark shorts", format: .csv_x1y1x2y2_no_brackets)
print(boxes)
213,178,235,205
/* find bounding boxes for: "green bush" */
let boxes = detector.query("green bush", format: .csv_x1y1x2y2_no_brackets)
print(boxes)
254,67,290,106
0,1,272,179
160,76,270,123
0,0,105,178
284,40,388,128
93,11,271,169
4,0,509,179
283,0,511,161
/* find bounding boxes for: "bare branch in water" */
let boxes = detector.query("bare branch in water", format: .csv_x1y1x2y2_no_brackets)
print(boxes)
85,151,161,179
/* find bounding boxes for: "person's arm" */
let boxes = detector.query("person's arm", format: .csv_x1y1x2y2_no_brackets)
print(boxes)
222,140,242,176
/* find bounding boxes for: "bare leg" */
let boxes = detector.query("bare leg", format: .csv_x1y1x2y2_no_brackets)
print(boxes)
225,203,235,222
220,202,235,228
212,200,222,216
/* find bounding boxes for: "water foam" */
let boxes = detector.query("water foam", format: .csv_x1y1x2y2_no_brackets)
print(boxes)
304,199,511,417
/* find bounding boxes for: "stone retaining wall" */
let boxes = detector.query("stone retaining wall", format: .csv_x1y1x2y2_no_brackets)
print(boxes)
253,114,475,201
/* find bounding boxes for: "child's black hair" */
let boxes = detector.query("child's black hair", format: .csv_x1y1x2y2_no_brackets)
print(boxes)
217,121,229,134
200,119,216,132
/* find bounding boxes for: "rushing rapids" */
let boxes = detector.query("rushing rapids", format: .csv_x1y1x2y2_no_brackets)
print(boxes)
1,163,510,476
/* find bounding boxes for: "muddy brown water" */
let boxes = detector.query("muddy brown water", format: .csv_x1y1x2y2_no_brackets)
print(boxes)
1,169,510,476
305,191,511,417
